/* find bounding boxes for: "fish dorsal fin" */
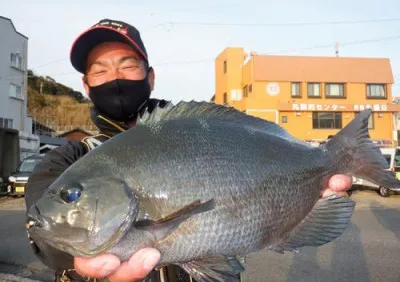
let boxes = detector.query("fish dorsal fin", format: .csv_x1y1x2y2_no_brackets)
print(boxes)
138,100,297,141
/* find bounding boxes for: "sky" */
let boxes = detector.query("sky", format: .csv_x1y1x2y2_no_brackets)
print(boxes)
1,0,400,104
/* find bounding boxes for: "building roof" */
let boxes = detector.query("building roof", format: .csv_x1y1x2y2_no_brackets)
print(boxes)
32,120,56,132
0,16,28,39
252,55,394,84
39,135,68,146
57,128,94,138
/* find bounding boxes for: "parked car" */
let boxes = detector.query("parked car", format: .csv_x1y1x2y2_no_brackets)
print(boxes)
351,147,400,197
372,139,394,148
6,154,45,196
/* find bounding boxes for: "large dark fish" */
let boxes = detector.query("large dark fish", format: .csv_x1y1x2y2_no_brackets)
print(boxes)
26,101,400,281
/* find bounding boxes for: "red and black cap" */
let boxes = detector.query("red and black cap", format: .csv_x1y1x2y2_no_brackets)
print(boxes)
70,18,148,74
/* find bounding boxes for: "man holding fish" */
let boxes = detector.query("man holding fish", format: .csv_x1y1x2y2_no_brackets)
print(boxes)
24,18,354,282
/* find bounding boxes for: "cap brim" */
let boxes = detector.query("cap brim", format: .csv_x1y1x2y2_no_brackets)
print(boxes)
70,26,147,74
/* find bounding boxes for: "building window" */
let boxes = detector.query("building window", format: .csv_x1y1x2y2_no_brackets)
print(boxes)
326,83,345,97
291,82,301,97
355,112,374,129
223,92,227,104
281,116,288,123
10,53,22,69
307,83,321,97
223,60,227,74
312,112,342,129
0,117,14,129
243,85,248,97
367,84,386,98
9,83,22,99
249,84,252,93
230,89,242,101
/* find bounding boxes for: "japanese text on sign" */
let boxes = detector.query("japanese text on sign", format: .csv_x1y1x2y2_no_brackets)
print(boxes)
292,103,347,111
291,103,389,111
353,104,387,111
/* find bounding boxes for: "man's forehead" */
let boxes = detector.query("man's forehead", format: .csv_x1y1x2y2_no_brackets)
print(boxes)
91,55,137,64
86,42,143,66
88,41,139,56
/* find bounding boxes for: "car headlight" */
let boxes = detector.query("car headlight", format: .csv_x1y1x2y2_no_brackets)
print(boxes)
8,176,16,182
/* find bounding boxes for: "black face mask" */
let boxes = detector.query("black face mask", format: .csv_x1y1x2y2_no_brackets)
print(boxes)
88,77,151,122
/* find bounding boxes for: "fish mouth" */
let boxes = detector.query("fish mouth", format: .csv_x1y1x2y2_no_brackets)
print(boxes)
26,205,88,249
26,205,51,230
26,181,138,257
27,201,137,257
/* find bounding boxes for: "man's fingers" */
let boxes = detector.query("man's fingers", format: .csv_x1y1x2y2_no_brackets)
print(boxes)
321,188,348,198
107,248,161,282
74,254,121,278
320,174,352,198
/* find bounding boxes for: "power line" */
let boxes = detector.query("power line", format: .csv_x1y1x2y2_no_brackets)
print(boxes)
266,35,400,54
153,58,214,66
26,23,170,72
1,34,399,81
23,17,400,71
165,18,400,27
30,58,68,70
0,72,76,80
154,34,400,65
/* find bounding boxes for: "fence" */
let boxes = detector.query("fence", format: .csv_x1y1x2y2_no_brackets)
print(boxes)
51,125,98,132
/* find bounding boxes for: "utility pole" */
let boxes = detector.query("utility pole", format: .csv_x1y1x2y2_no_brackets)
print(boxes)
335,41,339,57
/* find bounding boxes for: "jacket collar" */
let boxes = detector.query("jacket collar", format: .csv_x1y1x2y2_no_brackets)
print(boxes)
90,98,170,137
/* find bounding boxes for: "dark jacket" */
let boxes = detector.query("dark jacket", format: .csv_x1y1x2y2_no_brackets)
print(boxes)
25,98,191,282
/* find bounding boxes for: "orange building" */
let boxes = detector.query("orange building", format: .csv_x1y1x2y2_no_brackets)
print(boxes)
214,47,400,144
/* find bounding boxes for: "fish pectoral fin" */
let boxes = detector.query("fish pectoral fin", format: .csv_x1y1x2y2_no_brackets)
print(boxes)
178,256,244,282
134,199,215,241
271,194,355,253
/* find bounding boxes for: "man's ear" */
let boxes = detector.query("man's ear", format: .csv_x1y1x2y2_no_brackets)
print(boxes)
148,67,155,91
82,76,90,98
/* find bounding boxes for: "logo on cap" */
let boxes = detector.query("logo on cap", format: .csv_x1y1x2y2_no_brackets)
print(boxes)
95,20,129,34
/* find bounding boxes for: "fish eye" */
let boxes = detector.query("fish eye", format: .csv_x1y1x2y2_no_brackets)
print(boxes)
60,185,83,203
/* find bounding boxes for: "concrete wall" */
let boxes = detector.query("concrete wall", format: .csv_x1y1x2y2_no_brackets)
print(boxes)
0,17,29,133
19,131,40,161
0,17,39,159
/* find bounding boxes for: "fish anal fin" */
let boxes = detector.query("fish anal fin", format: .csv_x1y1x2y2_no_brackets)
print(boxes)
271,194,355,253
135,199,215,241
178,256,244,282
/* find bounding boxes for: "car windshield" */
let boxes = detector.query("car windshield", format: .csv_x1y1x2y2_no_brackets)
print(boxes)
19,158,42,172
395,150,400,167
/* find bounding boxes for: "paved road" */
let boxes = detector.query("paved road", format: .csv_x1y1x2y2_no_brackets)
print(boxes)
0,191,400,281
241,191,400,282
0,197,53,281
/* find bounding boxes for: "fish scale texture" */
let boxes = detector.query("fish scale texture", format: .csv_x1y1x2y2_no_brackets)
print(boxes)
106,119,329,264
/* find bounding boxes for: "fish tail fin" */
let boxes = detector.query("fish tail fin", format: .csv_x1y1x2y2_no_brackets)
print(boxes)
326,109,400,190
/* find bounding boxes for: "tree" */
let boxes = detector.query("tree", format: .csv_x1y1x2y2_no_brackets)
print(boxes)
70,91,85,103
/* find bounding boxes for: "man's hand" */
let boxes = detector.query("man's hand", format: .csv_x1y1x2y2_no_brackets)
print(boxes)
74,248,160,282
321,174,353,198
